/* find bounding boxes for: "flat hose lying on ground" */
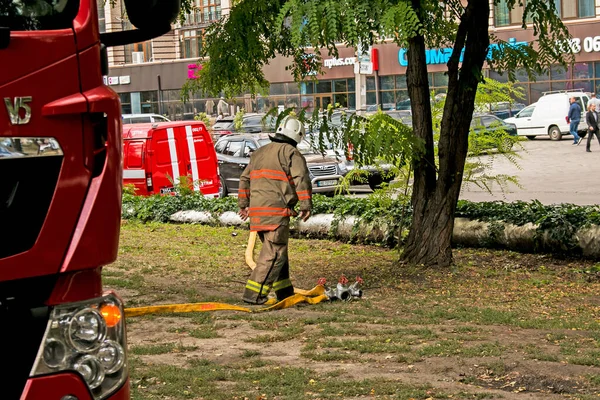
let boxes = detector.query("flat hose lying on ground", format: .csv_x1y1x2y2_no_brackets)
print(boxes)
124,285,328,317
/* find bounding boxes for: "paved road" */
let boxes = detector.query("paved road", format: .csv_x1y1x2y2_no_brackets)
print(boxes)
459,136,600,205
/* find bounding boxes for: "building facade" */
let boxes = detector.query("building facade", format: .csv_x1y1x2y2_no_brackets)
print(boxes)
104,0,600,119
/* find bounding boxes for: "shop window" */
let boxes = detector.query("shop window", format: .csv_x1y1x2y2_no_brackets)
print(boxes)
348,78,355,92
301,81,314,94
348,93,356,110
380,76,395,91
395,90,410,110
334,93,348,108
573,63,593,80
366,92,377,106
531,82,550,102
381,91,395,110
269,83,285,96
366,76,376,91
286,83,300,95
433,72,448,87
513,84,530,105
573,80,593,93
316,80,332,93
334,80,347,93
395,75,407,89
551,81,567,91
286,96,300,108
489,70,509,83
551,65,572,80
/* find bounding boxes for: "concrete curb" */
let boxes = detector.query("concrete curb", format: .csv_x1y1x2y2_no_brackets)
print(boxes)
169,211,600,258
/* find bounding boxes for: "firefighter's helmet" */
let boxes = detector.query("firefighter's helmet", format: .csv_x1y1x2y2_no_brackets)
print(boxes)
275,116,305,144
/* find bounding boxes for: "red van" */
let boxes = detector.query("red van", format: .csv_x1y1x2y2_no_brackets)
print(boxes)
123,121,220,197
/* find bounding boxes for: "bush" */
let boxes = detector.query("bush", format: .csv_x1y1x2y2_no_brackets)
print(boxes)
122,193,600,254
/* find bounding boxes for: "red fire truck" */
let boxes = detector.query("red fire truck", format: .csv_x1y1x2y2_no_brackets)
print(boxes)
1,1,180,399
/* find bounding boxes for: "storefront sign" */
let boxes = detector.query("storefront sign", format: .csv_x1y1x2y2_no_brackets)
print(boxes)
323,57,356,69
398,38,528,67
103,76,130,85
558,36,600,54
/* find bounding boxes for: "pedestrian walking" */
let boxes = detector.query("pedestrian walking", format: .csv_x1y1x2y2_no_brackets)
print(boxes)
568,97,583,145
237,116,312,305
589,93,600,109
585,102,600,152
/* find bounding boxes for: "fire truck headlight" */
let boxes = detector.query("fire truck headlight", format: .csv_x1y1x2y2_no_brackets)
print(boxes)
67,308,107,352
31,292,128,400
98,341,125,374
73,355,105,390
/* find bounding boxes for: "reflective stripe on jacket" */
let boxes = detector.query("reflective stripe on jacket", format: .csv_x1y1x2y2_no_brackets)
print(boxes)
238,142,312,232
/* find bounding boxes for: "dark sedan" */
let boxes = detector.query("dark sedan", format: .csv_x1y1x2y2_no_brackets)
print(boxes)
214,134,347,197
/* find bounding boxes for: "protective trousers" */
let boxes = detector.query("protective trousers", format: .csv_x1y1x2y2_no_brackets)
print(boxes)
243,225,294,305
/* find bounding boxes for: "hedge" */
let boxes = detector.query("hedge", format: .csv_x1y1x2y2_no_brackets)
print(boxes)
122,192,600,256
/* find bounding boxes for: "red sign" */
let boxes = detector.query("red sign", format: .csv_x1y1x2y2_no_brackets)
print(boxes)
187,63,202,79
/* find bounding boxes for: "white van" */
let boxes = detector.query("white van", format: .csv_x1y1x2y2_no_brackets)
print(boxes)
504,91,589,141
122,113,171,124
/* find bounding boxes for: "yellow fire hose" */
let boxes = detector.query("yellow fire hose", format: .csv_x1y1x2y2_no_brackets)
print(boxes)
123,234,329,318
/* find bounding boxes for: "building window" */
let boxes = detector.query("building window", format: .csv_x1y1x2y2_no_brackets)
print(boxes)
495,0,537,26
185,0,222,25
181,29,204,59
97,1,105,33
124,42,153,63
553,0,595,18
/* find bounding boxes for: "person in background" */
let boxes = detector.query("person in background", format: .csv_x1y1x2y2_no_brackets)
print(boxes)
585,102,600,153
568,97,583,145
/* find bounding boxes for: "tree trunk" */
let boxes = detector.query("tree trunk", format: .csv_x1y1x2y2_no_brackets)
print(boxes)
401,0,490,268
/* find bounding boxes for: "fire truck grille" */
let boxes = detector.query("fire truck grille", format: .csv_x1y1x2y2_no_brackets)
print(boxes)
0,275,53,399
309,165,337,176
0,155,63,259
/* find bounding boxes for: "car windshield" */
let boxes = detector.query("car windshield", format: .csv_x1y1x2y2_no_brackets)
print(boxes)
213,120,234,130
258,139,270,146
0,0,80,30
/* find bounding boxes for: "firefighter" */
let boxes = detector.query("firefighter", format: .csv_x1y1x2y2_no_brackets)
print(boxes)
238,115,312,305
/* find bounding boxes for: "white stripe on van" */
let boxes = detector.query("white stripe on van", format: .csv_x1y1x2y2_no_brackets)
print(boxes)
123,170,146,179
185,125,201,192
166,128,180,185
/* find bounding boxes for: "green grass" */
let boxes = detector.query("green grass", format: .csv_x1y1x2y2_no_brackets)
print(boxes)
111,223,600,400
129,343,198,355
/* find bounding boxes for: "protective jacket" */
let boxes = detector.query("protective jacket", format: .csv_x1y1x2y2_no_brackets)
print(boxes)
238,142,312,231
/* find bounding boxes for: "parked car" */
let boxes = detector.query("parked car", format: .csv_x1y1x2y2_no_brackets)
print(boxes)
122,113,171,124
122,121,220,197
469,113,518,151
211,113,277,140
214,133,346,197
504,91,589,140
304,133,396,190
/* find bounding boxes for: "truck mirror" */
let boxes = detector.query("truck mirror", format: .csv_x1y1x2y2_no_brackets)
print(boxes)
100,0,182,47
123,0,181,31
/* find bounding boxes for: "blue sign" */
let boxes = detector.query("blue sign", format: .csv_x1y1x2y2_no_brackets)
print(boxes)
398,38,528,67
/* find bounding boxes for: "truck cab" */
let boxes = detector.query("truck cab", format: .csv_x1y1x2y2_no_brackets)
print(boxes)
0,1,181,399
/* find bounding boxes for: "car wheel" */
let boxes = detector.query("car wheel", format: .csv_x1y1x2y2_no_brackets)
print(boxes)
219,176,228,198
548,126,562,141
526,135,536,140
